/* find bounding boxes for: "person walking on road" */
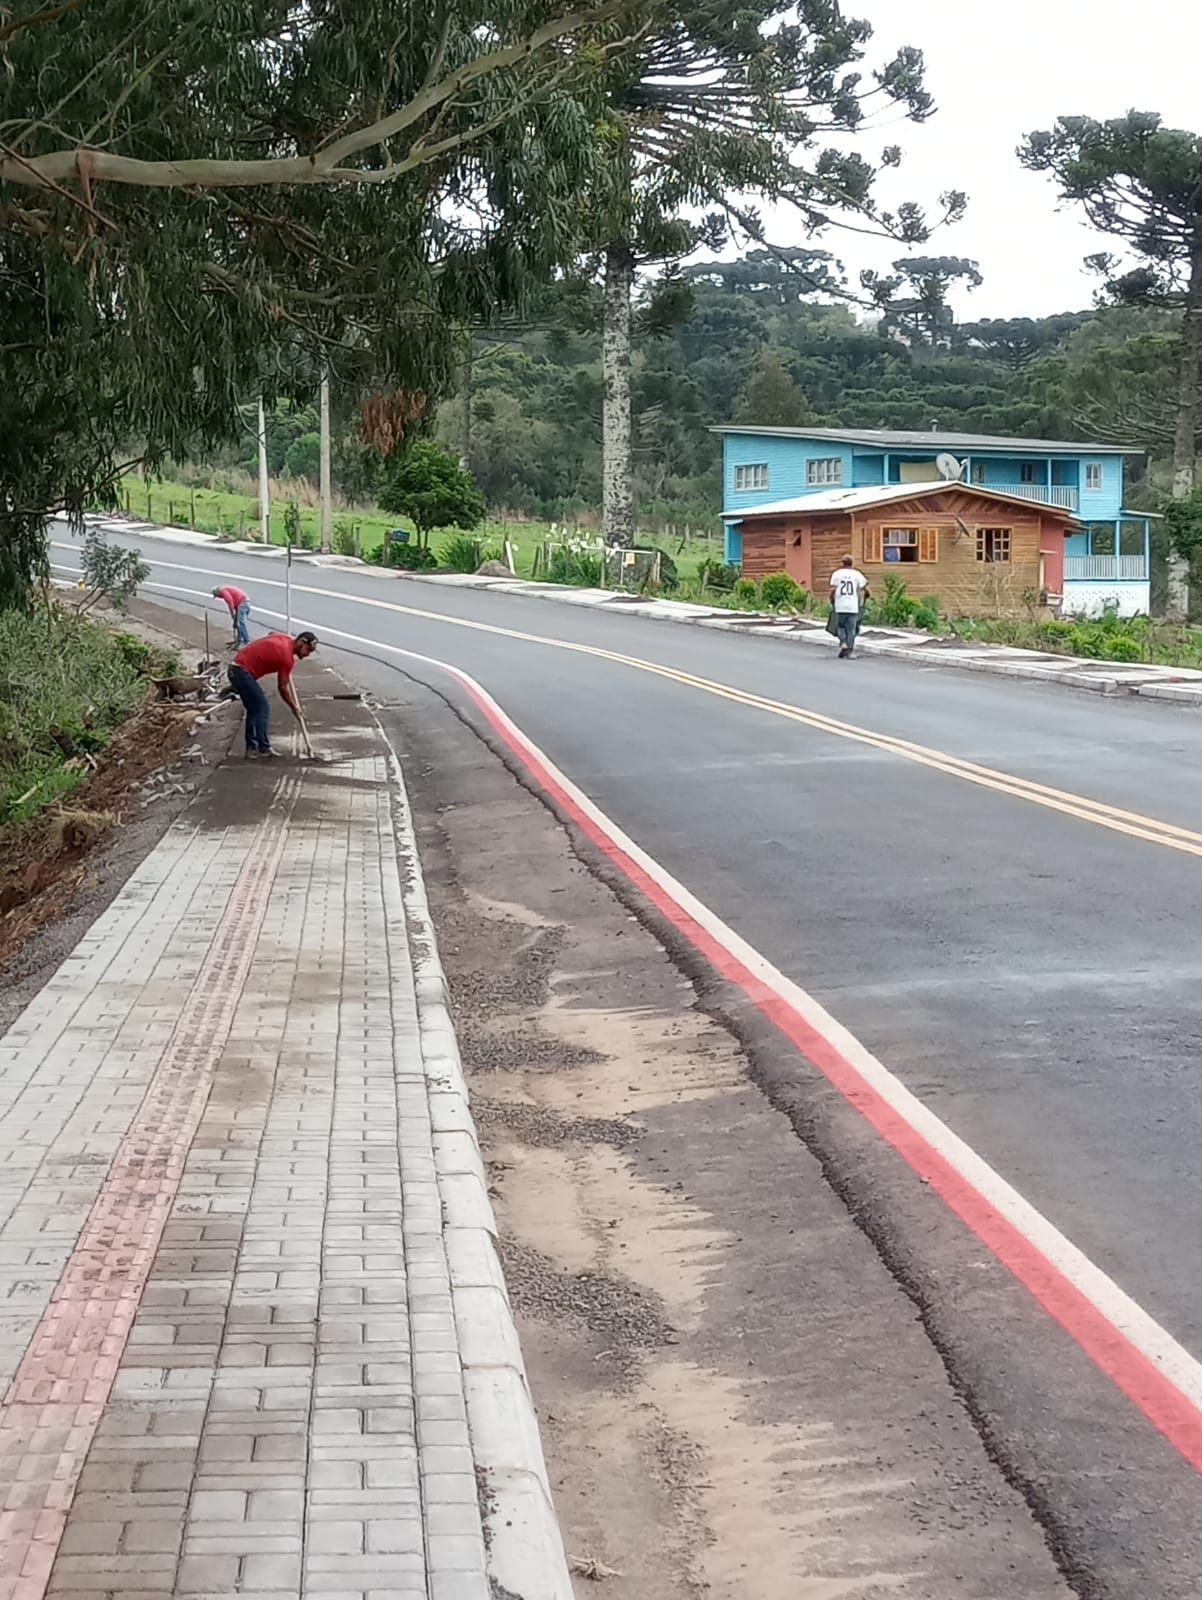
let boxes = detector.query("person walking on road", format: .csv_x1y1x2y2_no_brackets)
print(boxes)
213,584,252,647
829,554,869,659
228,631,318,757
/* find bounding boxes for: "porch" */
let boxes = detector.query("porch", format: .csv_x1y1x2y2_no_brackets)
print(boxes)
1061,513,1155,617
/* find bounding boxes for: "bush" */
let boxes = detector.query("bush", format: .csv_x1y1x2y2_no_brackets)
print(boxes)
114,632,152,673
732,577,758,604
1038,619,1076,643
377,440,486,536
440,532,493,573
298,525,320,551
871,573,921,627
548,544,602,586
638,546,679,593
385,540,438,571
912,603,940,631
333,519,357,557
1102,634,1143,662
283,502,303,546
760,572,803,608
699,559,739,591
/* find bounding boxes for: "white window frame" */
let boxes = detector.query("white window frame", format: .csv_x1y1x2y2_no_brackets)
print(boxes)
734,463,769,492
1084,462,1103,492
882,527,917,546
970,462,986,485
805,456,844,486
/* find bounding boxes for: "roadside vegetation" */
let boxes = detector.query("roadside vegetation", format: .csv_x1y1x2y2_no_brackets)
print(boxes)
0,537,172,825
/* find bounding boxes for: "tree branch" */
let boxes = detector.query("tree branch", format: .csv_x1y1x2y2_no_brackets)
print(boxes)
0,0,89,45
0,0,623,191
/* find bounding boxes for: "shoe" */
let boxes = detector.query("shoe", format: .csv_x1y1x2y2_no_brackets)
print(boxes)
838,646,848,658
259,746,277,758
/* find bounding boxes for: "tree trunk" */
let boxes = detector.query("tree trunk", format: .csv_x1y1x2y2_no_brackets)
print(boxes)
257,396,270,544
602,242,636,549
459,333,473,474
319,372,332,554
1166,250,1202,620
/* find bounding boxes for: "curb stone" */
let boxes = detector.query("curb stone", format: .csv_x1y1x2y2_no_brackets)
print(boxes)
78,513,1202,709
373,719,574,1600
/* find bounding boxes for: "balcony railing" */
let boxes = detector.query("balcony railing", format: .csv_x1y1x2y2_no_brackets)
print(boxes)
984,482,1079,510
1064,555,1148,581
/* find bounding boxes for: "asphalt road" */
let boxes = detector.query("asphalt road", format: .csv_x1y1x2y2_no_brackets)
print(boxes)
53,527,1202,1596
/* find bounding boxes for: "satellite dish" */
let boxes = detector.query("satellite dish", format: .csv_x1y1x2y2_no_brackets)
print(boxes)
936,452,965,481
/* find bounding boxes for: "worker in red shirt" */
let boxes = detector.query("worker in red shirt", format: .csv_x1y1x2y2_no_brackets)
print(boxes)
228,631,318,757
212,583,251,646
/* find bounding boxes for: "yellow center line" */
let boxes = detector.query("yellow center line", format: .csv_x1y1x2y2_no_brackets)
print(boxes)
51,543,1202,859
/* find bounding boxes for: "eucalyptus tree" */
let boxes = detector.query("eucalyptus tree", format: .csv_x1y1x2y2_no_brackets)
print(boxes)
0,0,634,605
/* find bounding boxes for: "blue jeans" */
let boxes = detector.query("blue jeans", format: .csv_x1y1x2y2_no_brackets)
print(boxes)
229,665,271,751
234,601,251,646
835,611,860,654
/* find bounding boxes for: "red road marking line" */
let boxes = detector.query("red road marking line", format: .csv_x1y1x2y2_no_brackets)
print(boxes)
0,788,294,1600
453,673,1202,1475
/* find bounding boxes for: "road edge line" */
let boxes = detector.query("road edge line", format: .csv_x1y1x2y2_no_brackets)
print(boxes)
374,718,575,1600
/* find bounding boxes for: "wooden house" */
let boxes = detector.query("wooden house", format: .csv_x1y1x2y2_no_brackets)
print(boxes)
732,482,1082,616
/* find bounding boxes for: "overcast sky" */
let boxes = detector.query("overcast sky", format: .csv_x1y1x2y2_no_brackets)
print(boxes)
756,0,1198,321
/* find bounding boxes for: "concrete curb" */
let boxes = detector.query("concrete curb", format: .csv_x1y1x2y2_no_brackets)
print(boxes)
374,725,574,1600
82,512,1202,708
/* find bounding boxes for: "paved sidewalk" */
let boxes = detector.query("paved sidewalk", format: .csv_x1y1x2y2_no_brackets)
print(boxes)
0,686,568,1600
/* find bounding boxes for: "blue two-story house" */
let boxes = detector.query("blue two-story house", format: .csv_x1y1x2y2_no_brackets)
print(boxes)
716,425,1154,616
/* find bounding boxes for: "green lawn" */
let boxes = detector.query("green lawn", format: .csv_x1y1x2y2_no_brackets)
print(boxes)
117,473,725,582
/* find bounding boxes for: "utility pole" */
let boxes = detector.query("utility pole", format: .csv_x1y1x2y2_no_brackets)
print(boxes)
257,396,271,544
320,372,333,554
458,333,473,473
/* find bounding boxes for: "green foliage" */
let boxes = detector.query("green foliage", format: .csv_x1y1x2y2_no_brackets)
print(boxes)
733,354,812,427
440,533,493,573
284,503,303,546
760,572,803,608
284,434,322,483
732,577,759,604
333,520,358,557
699,559,739,592
547,544,603,586
639,546,679,592
384,541,439,571
0,0,636,604
1162,488,1202,560
378,442,486,537
869,574,922,627
77,532,150,615
0,608,150,821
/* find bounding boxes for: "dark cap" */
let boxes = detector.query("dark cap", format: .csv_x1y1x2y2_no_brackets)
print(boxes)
295,631,318,649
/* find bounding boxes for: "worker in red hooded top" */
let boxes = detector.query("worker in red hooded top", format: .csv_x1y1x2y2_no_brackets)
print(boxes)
228,631,318,758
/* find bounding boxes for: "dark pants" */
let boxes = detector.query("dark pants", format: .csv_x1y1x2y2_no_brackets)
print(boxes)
229,665,271,751
835,611,860,654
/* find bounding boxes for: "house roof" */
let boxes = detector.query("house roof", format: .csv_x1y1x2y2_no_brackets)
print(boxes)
712,424,1135,456
722,481,1083,523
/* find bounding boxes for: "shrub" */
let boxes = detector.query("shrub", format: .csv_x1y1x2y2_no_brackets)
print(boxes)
298,525,320,551
699,559,739,591
333,519,357,557
872,573,920,627
732,577,758,604
1038,619,1076,643
638,546,679,593
912,603,940,631
440,532,493,573
114,632,152,673
760,572,803,608
1102,634,1143,662
548,544,602,586
385,540,438,571
283,502,303,546
377,440,486,536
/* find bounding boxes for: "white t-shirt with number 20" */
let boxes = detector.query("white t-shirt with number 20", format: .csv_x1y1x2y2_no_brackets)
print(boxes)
830,568,868,614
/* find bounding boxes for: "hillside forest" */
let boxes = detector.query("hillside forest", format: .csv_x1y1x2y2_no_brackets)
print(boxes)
196,255,1181,540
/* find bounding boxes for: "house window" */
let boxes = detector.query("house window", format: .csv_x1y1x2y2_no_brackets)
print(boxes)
1020,462,1037,483
971,463,986,484
734,463,769,492
1084,463,1103,492
976,527,1012,563
883,527,918,564
806,457,844,486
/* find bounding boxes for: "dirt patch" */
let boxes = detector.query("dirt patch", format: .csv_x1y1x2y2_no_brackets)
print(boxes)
387,679,1074,1600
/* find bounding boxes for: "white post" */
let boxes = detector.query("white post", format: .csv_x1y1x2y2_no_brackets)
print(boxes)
285,542,293,634
319,372,332,554
257,396,270,544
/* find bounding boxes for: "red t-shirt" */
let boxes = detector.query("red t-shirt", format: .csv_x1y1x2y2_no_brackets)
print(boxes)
235,633,297,683
215,585,248,613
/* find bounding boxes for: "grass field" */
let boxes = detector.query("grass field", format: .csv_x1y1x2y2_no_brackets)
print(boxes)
117,473,724,581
